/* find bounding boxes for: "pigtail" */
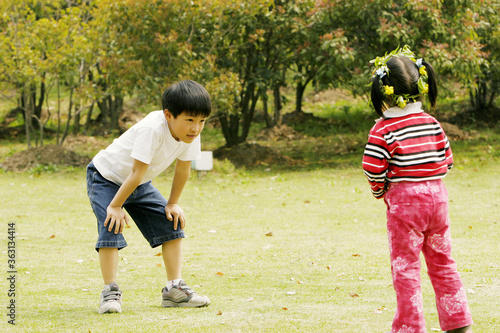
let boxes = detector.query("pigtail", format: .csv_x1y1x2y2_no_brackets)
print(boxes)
371,76,385,117
422,60,437,108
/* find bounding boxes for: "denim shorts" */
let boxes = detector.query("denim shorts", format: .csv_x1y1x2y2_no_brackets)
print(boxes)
86,162,184,251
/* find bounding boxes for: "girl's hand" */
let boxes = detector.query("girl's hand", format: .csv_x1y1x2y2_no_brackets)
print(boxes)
165,203,185,230
105,205,129,234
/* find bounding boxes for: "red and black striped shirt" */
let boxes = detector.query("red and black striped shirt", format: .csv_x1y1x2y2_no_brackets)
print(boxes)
362,103,453,198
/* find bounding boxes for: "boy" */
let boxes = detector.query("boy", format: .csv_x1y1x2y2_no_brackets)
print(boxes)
86,80,211,314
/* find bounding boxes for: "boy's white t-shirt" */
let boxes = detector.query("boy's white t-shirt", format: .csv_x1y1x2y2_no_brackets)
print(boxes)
93,110,201,185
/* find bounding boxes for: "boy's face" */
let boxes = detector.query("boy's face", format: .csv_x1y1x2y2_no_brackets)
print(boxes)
164,110,206,143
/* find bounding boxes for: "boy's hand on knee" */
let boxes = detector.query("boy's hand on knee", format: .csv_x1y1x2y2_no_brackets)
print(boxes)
165,204,185,231
105,206,129,234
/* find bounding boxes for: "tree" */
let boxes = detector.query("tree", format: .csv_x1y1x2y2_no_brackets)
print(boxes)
184,0,273,147
0,0,102,146
470,0,500,118
87,0,206,133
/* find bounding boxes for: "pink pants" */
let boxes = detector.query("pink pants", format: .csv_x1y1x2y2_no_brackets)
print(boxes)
384,180,473,333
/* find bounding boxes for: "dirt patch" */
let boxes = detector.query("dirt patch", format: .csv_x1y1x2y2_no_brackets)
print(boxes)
441,122,469,140
2,144,91,172
255,124,303,141
213,142,298,168
283,110,321,125
119,109,144,131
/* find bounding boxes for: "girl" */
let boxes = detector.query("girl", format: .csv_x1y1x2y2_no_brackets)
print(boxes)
362,46,473,333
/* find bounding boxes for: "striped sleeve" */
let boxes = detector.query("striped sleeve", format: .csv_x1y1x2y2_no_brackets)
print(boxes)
362,130,389,198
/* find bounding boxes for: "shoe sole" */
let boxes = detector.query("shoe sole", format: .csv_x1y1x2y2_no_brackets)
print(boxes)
99,301,122,314
161,299,210,308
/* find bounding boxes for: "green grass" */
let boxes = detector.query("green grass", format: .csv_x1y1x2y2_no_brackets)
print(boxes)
1,151,499,332
1,91,499,332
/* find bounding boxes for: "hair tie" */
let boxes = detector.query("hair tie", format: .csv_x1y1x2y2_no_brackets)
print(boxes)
375,67,387,79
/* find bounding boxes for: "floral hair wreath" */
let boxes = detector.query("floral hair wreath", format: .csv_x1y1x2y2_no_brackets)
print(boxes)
370,45,429,109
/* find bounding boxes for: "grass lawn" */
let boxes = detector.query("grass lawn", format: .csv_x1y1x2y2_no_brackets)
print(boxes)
1,149,499,332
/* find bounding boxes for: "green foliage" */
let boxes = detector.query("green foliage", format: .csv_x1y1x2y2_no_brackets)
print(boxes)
0,0,499,149
29,163,60,175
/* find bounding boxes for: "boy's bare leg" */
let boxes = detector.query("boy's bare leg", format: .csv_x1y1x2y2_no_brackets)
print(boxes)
160,238,209,307
98,247,122,313
99,247,119,284
162,238,182,280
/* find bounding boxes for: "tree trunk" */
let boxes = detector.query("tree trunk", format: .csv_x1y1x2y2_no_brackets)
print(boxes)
97,95,123,132
84,102,95,135
219,113,239,147
111,96,123,131
60,88,74,145
73,102,81,135
273,86,282,126
241,91,259,143
295,81,306,113
22,90,32,148
261,90,272,128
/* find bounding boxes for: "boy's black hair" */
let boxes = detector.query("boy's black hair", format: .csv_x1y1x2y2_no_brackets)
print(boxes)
371,56,437,117
162,80,212,118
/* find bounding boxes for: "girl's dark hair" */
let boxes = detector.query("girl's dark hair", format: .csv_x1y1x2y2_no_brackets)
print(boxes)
371,56,437,117
162,80,212,118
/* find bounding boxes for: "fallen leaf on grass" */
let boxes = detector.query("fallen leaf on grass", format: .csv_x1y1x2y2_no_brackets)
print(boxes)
326,266,331,270
216,272,224,276
282,307,288,310
156,263,162,267
265,231,273,236
349,293,359,298
216,310,222,315
49,235,55,239
304,200,311,204
154,252,162,256
352,254,361,257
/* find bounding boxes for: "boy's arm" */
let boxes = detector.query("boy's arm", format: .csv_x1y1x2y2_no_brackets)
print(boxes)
166,159,191,231
105,159,149,234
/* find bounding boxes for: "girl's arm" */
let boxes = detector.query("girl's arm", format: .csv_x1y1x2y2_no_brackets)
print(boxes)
166,159,191,230
362,131,390,199
105,159,149,234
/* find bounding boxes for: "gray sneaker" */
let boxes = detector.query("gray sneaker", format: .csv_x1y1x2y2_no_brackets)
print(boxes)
161,280,210,307
99,282,122,314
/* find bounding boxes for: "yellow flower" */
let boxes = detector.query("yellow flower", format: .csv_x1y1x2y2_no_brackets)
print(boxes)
397,96,406,108
421,83,429,94
384,85,394,95
419,66,427,76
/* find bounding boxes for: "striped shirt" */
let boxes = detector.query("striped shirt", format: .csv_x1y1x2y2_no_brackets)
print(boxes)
362,102,453,198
